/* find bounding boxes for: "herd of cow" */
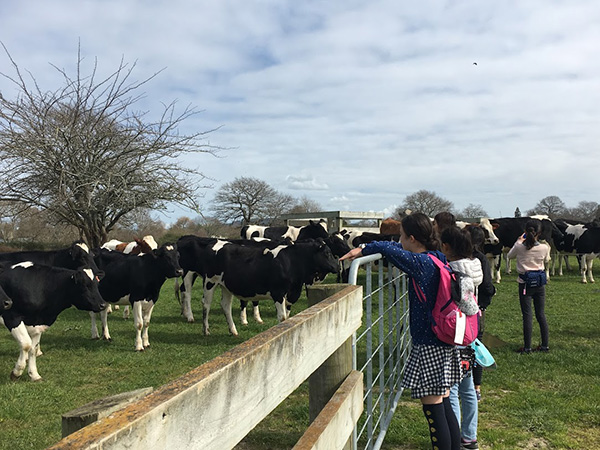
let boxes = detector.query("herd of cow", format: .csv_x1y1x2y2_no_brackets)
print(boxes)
0,215,598,381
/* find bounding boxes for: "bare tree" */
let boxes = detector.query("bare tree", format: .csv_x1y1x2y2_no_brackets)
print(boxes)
527,195,566,219
564,201,599,222
0,45,221,247
459,203,488,219
395,190,454,218
211,177,295,225
287,196,322,214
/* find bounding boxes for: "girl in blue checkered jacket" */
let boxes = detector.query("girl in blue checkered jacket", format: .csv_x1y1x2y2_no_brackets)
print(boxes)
341,213,463,450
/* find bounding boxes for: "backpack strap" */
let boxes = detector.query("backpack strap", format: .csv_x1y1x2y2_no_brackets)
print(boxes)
411,253,448,304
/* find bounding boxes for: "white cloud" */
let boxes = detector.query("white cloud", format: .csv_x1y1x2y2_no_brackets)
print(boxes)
286,174,329,190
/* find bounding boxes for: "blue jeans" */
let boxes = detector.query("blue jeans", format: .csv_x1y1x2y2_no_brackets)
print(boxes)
449,372,478,442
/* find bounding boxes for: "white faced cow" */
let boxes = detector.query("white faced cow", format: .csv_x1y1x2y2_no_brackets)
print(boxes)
0,263,106,381
91,243,182,351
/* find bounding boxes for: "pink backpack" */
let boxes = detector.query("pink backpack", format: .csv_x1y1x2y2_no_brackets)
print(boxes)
412,254,480,346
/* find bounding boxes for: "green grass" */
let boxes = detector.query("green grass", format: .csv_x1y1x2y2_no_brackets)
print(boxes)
1,260,599,449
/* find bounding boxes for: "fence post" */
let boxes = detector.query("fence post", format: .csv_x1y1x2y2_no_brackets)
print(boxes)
307,284,355,450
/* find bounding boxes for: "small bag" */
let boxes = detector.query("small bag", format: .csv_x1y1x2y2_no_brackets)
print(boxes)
470,338,496,368
522,270,547,290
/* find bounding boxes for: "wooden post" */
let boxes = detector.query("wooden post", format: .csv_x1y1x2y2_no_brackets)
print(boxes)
307,284,356,450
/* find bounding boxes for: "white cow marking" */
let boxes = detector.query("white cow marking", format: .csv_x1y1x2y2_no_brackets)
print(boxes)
212,240,230,253
263,245,287,258
11,261,34,269
76,242,90,253
83,268,94,281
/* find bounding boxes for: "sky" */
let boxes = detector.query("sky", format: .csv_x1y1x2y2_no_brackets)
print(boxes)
1,0,599,224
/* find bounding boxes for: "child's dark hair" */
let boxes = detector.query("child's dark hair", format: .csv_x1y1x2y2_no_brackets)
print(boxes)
524,219,542,250
467,226,485,254
441,226,473,259
401,213,440,251
433,211,456,234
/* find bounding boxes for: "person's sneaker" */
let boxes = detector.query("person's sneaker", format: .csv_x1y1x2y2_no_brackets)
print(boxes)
534,345,550,352
475,389,481,402
461,439,479,449
516,347,532,354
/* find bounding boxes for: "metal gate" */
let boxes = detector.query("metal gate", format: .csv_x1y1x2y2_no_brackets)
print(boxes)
348,254,411,450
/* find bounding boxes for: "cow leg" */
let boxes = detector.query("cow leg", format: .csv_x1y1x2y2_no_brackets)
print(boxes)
505,251,512,274
181,272,196,323
220,288,238,336
252,301,263,324
101,307,111,341
133,301,145,351
240,300,248,326
141,300,155,348
558,253,564,276
26,326,46,381
123,305,130,320
589,257,595,283
274,299,288,322
202,280,217,335
10,323,31,380
90,311,100,339
491,254,501,283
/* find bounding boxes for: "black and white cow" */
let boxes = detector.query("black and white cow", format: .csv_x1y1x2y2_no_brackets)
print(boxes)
175,236,291,325
176,236,338,336
0,241,104,279
0,262,106,381
484,216,563,283
241,219,329,241
554,219,600,283
91,243,182,351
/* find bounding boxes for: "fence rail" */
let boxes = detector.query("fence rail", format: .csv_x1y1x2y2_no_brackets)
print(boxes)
49,285,363,450
348,253,411,450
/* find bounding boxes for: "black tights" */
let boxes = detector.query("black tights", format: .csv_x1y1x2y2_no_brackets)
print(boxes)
422,397,460,450
518,283,549,349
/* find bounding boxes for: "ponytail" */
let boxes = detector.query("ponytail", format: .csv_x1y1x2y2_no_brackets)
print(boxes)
524,219,542,250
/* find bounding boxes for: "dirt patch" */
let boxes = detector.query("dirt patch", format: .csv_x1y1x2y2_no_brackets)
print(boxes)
519,437,550,449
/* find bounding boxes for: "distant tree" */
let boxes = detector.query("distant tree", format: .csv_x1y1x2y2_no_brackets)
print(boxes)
527,196,567,219
109,209,166,242
211,177,295,225
514,207,522,217
287,196,322,214
0,45,221,247
395,190,454,218
564,201,599,222
459,204,488,219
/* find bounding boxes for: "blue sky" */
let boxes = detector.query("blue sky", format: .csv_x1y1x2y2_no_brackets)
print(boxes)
1,0,599,223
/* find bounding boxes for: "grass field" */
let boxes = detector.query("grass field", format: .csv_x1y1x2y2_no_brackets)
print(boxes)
0,259,599,449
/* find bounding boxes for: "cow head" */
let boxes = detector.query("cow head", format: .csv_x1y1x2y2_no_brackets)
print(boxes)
71,268,107,313
153,243,183,278
298,220,329,241
69,241,105,280
479,218,500,245
308,238,339,284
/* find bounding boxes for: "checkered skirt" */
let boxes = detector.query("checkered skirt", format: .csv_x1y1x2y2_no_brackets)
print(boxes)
402,344,462,399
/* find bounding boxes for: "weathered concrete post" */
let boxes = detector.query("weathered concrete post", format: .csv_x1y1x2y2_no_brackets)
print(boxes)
307,284,356,450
